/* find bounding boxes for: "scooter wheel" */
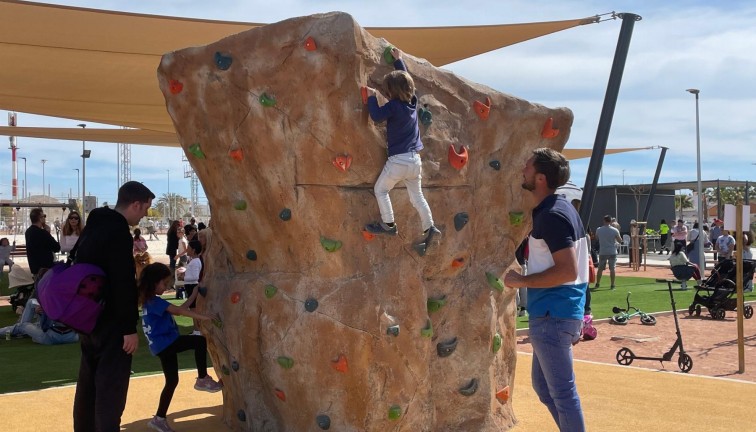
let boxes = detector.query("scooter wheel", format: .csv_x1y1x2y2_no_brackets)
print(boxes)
745,305,754,319
678,353,693,373
616,347,634,366
611,315,628,325
640,314,657,326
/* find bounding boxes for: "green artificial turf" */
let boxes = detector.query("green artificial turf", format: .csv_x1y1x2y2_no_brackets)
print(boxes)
0,298,209,394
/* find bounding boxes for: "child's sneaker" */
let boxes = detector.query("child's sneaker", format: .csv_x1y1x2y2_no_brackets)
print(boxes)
148,416,175,432
424,226,441,244
195,375,223,393
365,221,398,236
190,330,202,336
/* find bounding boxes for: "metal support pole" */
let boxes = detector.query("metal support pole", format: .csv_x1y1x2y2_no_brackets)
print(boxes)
642,147,668,222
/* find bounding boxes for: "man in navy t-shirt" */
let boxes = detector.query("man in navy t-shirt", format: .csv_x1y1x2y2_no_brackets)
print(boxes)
505,148,588,432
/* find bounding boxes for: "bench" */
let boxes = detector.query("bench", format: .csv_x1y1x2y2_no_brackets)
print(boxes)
9,245,27,258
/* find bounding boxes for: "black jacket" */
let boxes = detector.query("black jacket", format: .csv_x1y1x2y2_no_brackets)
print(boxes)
75,207,138,336
24,225,60,275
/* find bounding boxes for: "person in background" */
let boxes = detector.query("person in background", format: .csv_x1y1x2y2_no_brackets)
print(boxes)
688,222,703,270
658,219,670,255
183,240,203,336
668,241,702,290
0,298,78,345
176,229,189,266
133,228,148,255
25,208,61,277
60,210,84,255
743,231,753,293
166,220,180,270
671,219,688,251
187,217,198,232
715,229,736,263
0,237,16,273
594,215,622,291
709,218,723,261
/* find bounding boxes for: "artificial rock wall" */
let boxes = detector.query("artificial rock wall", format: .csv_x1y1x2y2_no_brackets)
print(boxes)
158,12,571,432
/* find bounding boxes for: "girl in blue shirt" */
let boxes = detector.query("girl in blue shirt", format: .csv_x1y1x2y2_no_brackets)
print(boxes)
138,262,221,432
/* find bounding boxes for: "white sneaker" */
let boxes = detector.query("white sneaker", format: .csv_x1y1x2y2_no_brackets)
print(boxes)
190,330,202,336
148,416,175,432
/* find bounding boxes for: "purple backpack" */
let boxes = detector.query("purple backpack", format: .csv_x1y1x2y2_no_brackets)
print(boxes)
37,262,106,334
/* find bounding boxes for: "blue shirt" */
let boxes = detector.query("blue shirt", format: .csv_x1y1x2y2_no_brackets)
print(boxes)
367,59,423,157
527,194,589,320
141,296,179,356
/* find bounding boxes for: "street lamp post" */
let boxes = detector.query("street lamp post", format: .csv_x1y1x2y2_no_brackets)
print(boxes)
686,88,705,271
20,156,27,230
166,169,171,221
41,159,47,196
78,123,89,222
73,168,80,210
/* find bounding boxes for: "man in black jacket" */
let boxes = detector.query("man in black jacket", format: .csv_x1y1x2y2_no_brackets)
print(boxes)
24,208,61,276
73,181,154,432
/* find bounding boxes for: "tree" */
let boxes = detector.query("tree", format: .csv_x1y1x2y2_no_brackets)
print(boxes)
154,193,189,220
704,186,756,206
675,194,693,219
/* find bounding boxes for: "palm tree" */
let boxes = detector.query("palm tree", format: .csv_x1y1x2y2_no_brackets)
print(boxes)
675,194,693,219
155,193,189,220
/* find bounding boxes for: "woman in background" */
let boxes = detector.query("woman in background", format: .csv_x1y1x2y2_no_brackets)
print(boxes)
60,210,84,254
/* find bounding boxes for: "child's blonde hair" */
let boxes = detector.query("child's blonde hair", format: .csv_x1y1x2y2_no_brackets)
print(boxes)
384,70,415,103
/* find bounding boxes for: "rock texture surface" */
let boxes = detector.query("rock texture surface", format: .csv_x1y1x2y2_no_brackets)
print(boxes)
158,12,572,432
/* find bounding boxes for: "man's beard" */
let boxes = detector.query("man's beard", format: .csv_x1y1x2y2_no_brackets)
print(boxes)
521,181,535,191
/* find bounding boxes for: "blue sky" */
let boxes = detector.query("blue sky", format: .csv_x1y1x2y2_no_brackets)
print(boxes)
2,0,755,206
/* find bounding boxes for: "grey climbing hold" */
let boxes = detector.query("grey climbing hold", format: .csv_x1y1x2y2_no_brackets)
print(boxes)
436,337,458,357
386,325,400,337
279,208,292,221
316,414,331,430
459,378,479,396
198,286,208,297
246,250,258,261
231,360,239,371
454,212,469,231
413,242,428,256
489,160,501,170
237,409,246,422
305,298,319,312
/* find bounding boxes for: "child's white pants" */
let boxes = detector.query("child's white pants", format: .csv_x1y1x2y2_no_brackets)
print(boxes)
374,152,434,232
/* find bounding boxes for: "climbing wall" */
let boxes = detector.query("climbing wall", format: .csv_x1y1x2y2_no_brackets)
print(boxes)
158,12,572,432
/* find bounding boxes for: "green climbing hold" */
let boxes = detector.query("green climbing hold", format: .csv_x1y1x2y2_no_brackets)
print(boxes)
418,105,433,126
492,333,502,353
486,272,505,292
388,405,402,420
279,208,291,221
234,200,247,211
426,295,447,313
264,284,278,299
277,356,294,369
383,45,396,64
320,237,342,252
188,143,205,159
386,325,400,337
420,319,433,338
212,318,224,329
246,250,257,261
259,93,276,107
509,211,524,226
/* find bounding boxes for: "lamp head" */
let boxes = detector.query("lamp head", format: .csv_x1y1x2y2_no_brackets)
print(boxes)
77,123,86,129
686,88,700,95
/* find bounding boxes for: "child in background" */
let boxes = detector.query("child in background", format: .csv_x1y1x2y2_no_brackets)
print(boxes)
183,240,203,336
138,262,221,432
0,237,15,272
364,47,441,248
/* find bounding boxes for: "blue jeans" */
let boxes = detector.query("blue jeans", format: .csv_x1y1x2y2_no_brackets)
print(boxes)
529,315,585,432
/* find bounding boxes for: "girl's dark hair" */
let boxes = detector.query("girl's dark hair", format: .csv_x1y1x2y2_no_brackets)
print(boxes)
137,262,173,306
133,228,142,239
188,239,202,254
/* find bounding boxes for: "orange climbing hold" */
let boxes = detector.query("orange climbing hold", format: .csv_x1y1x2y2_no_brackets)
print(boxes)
361,86,369,105
361,229,376,241
304,36,317,51
448,144,468,170
331,354,349,373
229,148,243,161
231,292,241,304
541,117,560,138
451,257,465,268
274,388,286,401
169,79,183,95
473,97,491,120
332,154,353,172
495,386,510,404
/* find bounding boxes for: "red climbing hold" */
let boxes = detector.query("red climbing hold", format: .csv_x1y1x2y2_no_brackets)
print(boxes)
169,79,183,95
541,117,560,138
331,354,349,373
332,154,353,172
231,292,241,304
451,257,465,268
448,144,468,170
361,86,369,105
473,97,491,120
274,388,286,402
229,148,243,161
304,36,317,51
361,229,376,241
495,386,510,404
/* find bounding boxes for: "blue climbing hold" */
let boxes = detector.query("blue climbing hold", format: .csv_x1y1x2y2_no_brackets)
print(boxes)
198,286,208,297
215,52,232,70
305,298,319,312
231,360,239,371
246,250,258,261
454,212,469,231
316,414,331,430
279,208,291,221
489,160,501,170
419,105,433,126
237,409,246,422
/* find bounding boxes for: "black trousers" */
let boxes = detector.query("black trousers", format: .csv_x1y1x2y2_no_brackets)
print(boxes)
155,335,209,418
73,325,133,432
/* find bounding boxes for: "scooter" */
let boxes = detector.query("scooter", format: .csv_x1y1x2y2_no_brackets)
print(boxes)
610,292,657,325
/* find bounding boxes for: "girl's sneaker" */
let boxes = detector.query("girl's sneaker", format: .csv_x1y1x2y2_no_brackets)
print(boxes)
195,375,223,392
148,416,175,432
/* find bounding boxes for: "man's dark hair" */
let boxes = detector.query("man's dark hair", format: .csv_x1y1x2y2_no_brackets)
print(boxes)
532,148,570,190
603,215,612,223
30,207,44,224
188,239,202,254
116,181,155,208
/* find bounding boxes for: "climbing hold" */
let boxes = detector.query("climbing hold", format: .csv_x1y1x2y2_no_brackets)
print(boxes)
541,117,560,138
188,143,205,159
383,45,396,64
436,337,458,357
234,200,247,211
459,378,479,396
212,318,223,329
264,284,278,299
331,354,349,373
420,319,433,338
215,52,233,70
279,208,292,221
304,298,319,312
332,154,353,172
316,414,331,430
361,229,376,241
246,250,257,261
388,405,402,420
486,272,505,292
221,365,230,375
237,409,246,422
231,360,239,371
509,211,524,227
418,105,433,126
451,258,465,268
198,286,208,297
274,388,286,402
473,97,491,120
168,79,183,95
304,36,317,51
320,237,342,252
448,144,469,170
259,93,277,107
492,333,502,353
454,212,469,231
231,292,241,304
229,148,243,161
361,86,368,105
277,356,294,369
427,295,447,313
386,325,400,337
489,160,501,171
495,386,511,404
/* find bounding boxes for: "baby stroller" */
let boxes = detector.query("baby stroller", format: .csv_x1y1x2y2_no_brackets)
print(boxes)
688,259,755,320
8,265,36,314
